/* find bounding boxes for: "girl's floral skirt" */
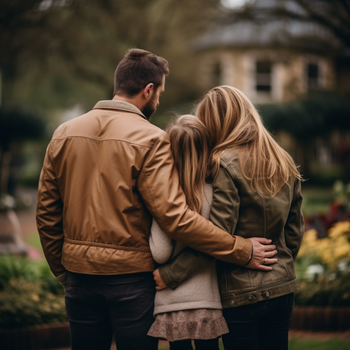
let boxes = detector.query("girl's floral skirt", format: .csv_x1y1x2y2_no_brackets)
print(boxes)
147,308,229,342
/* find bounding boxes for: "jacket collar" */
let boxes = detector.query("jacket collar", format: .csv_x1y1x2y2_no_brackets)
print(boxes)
93,100,147,120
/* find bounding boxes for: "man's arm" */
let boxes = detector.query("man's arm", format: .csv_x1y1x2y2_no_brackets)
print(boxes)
137,132,252,266
36,143,66,284
154,164,277,290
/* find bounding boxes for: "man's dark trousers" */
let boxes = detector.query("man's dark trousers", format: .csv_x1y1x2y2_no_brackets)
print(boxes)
65,271,158,350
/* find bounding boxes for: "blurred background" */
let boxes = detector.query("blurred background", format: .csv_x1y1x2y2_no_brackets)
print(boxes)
0,0,350,349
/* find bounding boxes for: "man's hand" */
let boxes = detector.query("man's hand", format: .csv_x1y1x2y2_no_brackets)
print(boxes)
153,269,167,290
246,237,277,271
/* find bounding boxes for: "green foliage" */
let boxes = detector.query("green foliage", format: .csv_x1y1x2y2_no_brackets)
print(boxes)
0,278,66,328
333,180,350,211
0,108,47,194
259,92,350,139
301,186,334,216
151,102,196,130
307,167,348,187
295,269,350,306
0,255,37,290
0,256,65,328
0,255,62,294
0,108,46,150
2,0,220,112
289,337,350,350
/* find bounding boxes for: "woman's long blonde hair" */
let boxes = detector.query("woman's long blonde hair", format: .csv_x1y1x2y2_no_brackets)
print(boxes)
167,115,210,212
196,86,302,197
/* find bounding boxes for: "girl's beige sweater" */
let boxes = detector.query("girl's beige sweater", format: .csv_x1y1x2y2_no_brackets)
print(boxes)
149,183,223,315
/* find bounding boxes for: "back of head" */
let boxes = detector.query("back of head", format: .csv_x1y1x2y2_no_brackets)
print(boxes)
167,115,210,212
196,86,302,196
113,48,169,97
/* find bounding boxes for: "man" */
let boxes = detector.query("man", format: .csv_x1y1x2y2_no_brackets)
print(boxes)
36,48,277,350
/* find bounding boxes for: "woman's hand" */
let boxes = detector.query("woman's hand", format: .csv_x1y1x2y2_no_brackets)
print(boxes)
153,269,167,290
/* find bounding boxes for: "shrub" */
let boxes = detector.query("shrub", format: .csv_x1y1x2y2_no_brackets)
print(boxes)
0,255,62,294
295,269,350,306
0,278,66,328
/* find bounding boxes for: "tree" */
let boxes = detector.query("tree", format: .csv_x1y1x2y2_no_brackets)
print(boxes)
1,0,224,195
0,108,46,195
220,0,350,49
259,92,350,178
1,0,221,116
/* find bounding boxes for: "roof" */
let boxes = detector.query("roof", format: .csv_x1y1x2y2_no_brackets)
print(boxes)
193,0,341,52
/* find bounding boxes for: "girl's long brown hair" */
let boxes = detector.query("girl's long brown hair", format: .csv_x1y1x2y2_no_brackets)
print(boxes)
196,86,302,197
167,115,210,212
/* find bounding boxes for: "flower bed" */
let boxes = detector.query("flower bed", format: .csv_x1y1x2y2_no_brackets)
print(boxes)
0,218,349,349
294,221,350,307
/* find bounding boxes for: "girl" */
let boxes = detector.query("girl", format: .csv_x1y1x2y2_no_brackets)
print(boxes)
147,115,228,350
155,86,304,350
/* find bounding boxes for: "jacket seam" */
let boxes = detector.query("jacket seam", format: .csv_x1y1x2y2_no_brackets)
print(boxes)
142,132,171,232
51,135,154,149
285,179,303,254
48,142,58,178
64,238,150,251
39,150,51,205
219,158,238,235
38,144,56,210
294,180,303,250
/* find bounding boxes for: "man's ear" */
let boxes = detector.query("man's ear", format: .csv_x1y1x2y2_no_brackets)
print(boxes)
143,83,154,99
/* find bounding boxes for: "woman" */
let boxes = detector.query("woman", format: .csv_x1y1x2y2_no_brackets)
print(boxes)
147,115,228,350
155,86,304,350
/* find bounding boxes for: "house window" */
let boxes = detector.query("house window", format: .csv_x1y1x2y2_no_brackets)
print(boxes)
256,61,272,93
307,63,319,89
212,61,222,86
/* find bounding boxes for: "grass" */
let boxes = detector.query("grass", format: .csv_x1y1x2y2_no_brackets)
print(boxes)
157,337,350,350
289,337,350,350
301,186,334,216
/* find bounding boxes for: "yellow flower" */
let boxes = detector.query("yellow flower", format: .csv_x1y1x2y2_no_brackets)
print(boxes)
298,221,350,268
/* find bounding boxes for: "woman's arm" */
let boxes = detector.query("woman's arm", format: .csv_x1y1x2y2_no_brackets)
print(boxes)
284,179,304,260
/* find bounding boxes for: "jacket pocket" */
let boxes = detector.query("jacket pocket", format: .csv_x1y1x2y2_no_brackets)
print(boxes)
219,258,295,295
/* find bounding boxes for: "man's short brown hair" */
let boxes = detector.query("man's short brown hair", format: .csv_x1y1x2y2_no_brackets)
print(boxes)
113,49,169,97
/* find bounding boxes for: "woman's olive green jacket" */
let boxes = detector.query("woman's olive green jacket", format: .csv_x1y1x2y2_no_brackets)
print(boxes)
158,151,304,308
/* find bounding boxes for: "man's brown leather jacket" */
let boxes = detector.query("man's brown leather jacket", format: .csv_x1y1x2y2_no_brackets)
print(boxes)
36,101,252,281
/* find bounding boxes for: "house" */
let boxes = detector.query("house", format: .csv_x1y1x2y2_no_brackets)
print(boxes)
191,0,350,180
192,1,349,104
